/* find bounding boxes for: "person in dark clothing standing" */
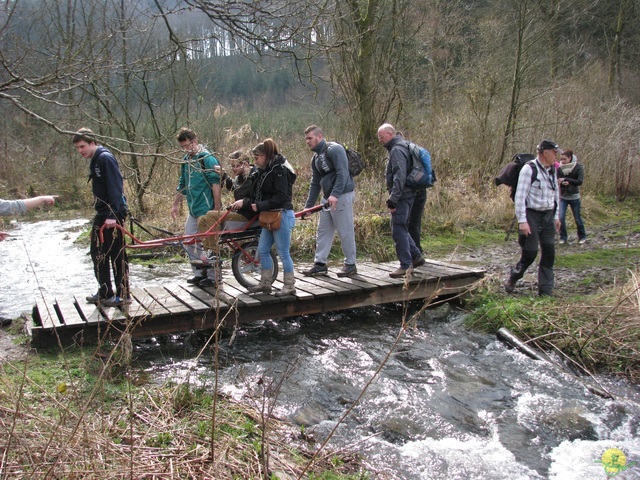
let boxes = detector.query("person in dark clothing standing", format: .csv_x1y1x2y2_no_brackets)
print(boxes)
73,128,130,307
557,149,587,245
377,123,425,278
505,139,561,296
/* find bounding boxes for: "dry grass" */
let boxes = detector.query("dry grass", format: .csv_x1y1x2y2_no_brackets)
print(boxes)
468,269,640,384
0,344,365,479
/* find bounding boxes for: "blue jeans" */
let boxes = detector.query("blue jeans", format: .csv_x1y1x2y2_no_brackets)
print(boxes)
559,198,586,241
258,209,295,273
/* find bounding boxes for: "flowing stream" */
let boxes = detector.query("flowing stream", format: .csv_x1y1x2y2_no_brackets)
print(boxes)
1,219,639,479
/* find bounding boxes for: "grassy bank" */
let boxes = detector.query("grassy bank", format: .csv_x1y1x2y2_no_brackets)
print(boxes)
0,329,367,479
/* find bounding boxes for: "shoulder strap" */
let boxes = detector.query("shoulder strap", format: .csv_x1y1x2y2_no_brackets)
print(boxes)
196,153,213,187
528,160,538,184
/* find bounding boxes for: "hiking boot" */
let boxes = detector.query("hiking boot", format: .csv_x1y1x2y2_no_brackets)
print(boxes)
101,295,131,307
187,276,205,285
578,238,586,245
198,278,219,288
389,267,408,278
247,269,274,294
302,264,328,277
86,292,108,304
412,256,426,268
337,264,357,277
275,271,296,297
504,277,517,294
558,239,566,245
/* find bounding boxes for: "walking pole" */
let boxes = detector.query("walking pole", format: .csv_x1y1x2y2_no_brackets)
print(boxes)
505,216,517,241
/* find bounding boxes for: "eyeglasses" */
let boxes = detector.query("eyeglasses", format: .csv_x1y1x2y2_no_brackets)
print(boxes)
179,140,194,150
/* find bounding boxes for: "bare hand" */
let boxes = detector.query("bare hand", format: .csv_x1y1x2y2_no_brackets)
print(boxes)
328,195,338,210
518,222,531,236
104,218,117,228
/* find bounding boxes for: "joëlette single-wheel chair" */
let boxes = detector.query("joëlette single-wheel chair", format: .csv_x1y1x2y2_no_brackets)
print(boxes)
99,204,325,289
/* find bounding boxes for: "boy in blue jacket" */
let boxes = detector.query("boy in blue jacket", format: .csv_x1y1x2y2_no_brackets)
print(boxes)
73,128,129,307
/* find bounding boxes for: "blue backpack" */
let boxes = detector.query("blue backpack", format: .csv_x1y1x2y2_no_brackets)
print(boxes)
406,142,436,189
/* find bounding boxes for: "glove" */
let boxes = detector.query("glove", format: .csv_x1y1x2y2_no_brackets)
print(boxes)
386,199,396,209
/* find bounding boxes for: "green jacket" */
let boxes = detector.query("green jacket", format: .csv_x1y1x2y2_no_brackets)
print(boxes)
177,151,220,217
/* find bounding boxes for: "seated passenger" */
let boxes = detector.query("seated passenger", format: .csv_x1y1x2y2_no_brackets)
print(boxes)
197,150,257,249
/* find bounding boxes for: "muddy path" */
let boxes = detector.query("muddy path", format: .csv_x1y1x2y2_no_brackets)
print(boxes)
440,222,640,298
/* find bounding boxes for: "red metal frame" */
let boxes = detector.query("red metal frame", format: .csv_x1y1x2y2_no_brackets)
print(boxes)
98,204,325,251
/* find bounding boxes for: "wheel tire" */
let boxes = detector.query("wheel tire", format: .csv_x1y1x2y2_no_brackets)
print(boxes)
231,241,279,289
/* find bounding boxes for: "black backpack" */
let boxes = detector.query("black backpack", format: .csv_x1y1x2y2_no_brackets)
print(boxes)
494,153,537,201
327,142,365,177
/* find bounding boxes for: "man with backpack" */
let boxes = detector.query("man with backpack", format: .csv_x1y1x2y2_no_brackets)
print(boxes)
378,123,426,278
302,125,357,278
171,127,222,287
504,139,561,296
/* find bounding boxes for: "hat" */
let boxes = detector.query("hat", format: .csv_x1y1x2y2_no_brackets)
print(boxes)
537,139,560,151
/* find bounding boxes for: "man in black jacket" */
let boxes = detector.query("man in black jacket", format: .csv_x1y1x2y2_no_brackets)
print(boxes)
378,123,425,278
73,128,129,307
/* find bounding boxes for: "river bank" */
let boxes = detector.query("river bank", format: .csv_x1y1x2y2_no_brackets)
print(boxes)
1,209,639,478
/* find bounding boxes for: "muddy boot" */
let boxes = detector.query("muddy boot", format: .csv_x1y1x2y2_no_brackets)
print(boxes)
247,269,273,294
275,271,296,297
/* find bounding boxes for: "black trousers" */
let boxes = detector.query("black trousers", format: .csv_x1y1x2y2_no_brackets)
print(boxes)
509,209,556,295
90,216,129,298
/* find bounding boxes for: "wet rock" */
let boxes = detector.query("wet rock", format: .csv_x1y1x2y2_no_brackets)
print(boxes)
290,402,331,427
541,407,598,441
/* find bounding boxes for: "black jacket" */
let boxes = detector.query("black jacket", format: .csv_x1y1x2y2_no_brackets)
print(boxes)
242,154,296,212
557,162,584,198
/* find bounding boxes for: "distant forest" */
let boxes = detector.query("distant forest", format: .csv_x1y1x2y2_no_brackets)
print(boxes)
1,0,638,213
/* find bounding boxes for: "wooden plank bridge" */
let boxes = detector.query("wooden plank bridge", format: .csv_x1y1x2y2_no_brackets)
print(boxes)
29,259,485,348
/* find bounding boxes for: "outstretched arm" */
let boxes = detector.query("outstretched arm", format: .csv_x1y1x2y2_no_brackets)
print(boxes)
23,196,56,212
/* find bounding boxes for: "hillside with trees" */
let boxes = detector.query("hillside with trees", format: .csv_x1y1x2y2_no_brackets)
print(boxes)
1,0,639,214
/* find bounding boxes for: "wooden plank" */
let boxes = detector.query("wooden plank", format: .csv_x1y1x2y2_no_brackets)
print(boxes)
351,263,396,285
83,305,107,325
53,299,86,327
130,286,171,317
424,258,485,274
291,276,336,296
297,274,353,294
326,272,378,291
35,299,60,330
180,285,228,311
97,304,127,322
315,273,367,292
218,278,263,307
144,286,193,315
163,285,210,312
